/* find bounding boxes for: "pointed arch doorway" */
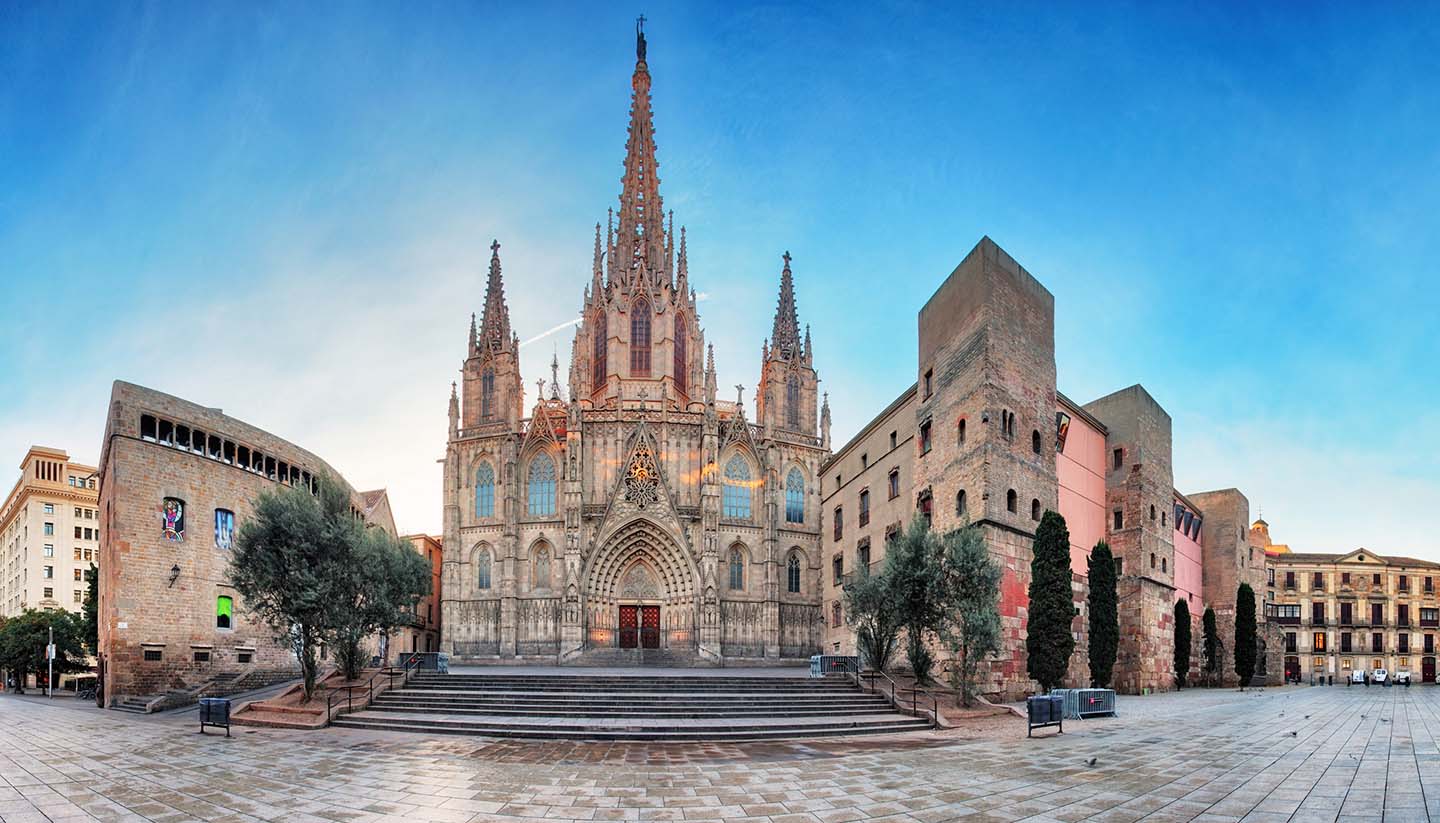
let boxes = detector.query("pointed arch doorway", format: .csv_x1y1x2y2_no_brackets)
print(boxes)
584,518,699,654
617,565,662,649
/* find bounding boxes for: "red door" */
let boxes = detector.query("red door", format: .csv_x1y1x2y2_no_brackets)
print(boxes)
641,606,660,649
619,605,639,648
1424,657,1435,683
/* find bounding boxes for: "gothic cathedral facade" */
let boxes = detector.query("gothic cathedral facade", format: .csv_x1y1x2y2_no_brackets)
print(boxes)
441,27,832,665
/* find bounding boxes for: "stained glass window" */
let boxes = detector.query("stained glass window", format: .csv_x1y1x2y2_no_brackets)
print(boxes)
475,463,495,518
722,455,751,519
477,550,492,589
216,595,233,630
729,547,745,590
784,468,805,523
674,313,688,395
533,545,550,589
593,311,607,388
787,553,801,593
481,369,495,420
528,456,557,516
214,509,235,550
630,299,651,376
162,498,185,542
786,375,800,428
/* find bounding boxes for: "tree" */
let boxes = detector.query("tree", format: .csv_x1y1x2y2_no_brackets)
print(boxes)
1086,541,1118,688
230,473,350,701
81,563,99,656
1234,583,1257,689
938,524,1001,707
885,516,945,684
1173,597,1191,689
1202,606,1221,686
331,526,431,680
1027,510,1075,692
0,608,88,693
842,562,899,673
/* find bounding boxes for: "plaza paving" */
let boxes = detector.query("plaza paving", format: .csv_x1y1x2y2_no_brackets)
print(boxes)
2,683,1440,822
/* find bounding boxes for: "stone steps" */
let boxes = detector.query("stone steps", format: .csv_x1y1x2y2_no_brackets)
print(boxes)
331,673,929,741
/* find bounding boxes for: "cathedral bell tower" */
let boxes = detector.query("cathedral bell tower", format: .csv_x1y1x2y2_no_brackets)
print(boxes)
756,252,819,437
461,240,524,430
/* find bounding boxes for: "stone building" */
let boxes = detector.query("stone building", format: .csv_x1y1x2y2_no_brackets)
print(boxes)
440,26,828,665
393,534,443,658
820,238,1271,699
1,447,100,620
97,381,395,707
1263,521,1440,684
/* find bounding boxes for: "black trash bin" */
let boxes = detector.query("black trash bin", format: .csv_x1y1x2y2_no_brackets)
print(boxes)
1027,694,1064,737
199,697,231,737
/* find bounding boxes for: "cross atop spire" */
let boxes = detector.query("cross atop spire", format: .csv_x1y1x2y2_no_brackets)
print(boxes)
636,15,647,61
613,21,666,285
478,239,513,354
770,250,802,360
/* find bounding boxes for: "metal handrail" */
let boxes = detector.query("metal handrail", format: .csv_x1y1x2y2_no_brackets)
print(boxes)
841,660,938,726
324,653,425,721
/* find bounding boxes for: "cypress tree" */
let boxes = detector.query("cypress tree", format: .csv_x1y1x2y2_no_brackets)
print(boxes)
1173,597,1191,689
1234,583,1257,690
1027,510,1075,692
1202,606,1221,686
1086,541,1118,688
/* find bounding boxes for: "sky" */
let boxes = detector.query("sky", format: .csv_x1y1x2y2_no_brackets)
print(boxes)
2,2,1438,557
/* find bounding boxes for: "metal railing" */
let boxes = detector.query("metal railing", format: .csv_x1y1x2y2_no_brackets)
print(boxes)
324,653,425,722
835,658,938,726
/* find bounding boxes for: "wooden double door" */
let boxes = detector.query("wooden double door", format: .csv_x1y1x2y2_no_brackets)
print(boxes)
619,605,660,649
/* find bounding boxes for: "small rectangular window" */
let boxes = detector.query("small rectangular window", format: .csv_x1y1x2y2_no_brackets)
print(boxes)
143,649,162,662
923,369,933,399
1112,448,1124,470
1113,510,1124,530
919,420,932,454
238,652,253,664
193,651,210,663
140,414,158,441
223,440,236,465
889,431,897,450
175,425,189,449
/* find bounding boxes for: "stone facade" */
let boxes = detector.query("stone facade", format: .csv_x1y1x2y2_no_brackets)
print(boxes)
440,29,827,666
96,381,394,703
392,534,443,658
1187,488,1272,686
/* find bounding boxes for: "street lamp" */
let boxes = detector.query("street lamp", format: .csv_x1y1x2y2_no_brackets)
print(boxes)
168,564,180,587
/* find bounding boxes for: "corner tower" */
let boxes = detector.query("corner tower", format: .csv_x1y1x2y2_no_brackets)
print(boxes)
462,240,524,429
757,252,819,436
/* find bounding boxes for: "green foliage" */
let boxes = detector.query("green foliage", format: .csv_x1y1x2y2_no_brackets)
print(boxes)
1026,510,1075,692
81,564,99,656
1234,583,1257,689
938,524,1002,707
230,473,433,693
0,608,88,693
842,563,899,673
1085,541,1118,688
885,516,945,684
1173,597,1191,689
1202,606,1221,684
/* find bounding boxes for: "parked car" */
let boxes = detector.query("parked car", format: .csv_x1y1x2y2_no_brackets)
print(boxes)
1350,669,1366,685
1373,668,1389,685
1394,670,1412,686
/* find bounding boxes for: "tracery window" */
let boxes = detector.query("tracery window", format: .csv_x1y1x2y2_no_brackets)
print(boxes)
630,299,651,376
475,463,495,518
786,375,800,428
481,368,495,420
592,311,607,388
722,455,751,519
624,443,660,508
787,553,801,594
476,550,492,590
674,313,688,395
784,468,805,523
533,545,551,589
527,455,557,516
729,547,745,590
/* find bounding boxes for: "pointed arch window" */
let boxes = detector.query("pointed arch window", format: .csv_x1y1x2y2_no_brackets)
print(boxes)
784,468,805,524
592,311,607,389
476,550,492,590
474,463,495,518
729,547,745,590
674,313,688,395
787,553,802,594
527,455,557,516
533,545,551,589
630,299,651,376
786,375,801,428
722,455,752,519
481,368,495,420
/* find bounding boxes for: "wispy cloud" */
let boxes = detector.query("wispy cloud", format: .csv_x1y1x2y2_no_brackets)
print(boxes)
520,317,582,348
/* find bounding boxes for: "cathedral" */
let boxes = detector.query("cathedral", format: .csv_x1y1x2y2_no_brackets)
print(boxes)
440,24,831,665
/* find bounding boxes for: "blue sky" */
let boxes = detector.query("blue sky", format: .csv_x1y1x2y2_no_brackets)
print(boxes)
3,2,1437,555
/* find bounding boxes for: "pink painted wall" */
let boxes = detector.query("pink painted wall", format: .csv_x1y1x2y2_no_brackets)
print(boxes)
1173,496,1204,606
1057,404,1106,577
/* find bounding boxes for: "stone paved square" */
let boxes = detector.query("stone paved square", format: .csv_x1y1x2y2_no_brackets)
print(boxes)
4,684,1440,822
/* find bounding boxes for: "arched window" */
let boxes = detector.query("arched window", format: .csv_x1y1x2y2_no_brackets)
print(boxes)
1162,557,1167,573
784,468,805,523
481,368,495,420
674,313,688,395
956,489,967,517
1150,504,1157,522
474,463,495,518
786,375,800,428
958,418,966,445
723,455,751,519
630,299,651,376
1150,553,1156,569
592,311,607,388
476,550,492,589
1032,429,1041,454
729,547,745,590
527,455,557,516
787,553,801,593
216,596,233,630
533,545,551,589
1031,498,1041,521
1006,489,1017,513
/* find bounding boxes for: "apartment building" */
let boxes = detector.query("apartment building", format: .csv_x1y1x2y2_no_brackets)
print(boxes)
0,446,100,618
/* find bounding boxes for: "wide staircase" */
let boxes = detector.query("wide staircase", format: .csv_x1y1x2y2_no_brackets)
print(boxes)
330,671,931,741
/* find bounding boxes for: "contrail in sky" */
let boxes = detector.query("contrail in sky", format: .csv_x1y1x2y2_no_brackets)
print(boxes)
520,317,582,348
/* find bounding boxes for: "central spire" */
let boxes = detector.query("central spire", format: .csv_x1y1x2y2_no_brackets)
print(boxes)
613,16,666,285
479,239,513,352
